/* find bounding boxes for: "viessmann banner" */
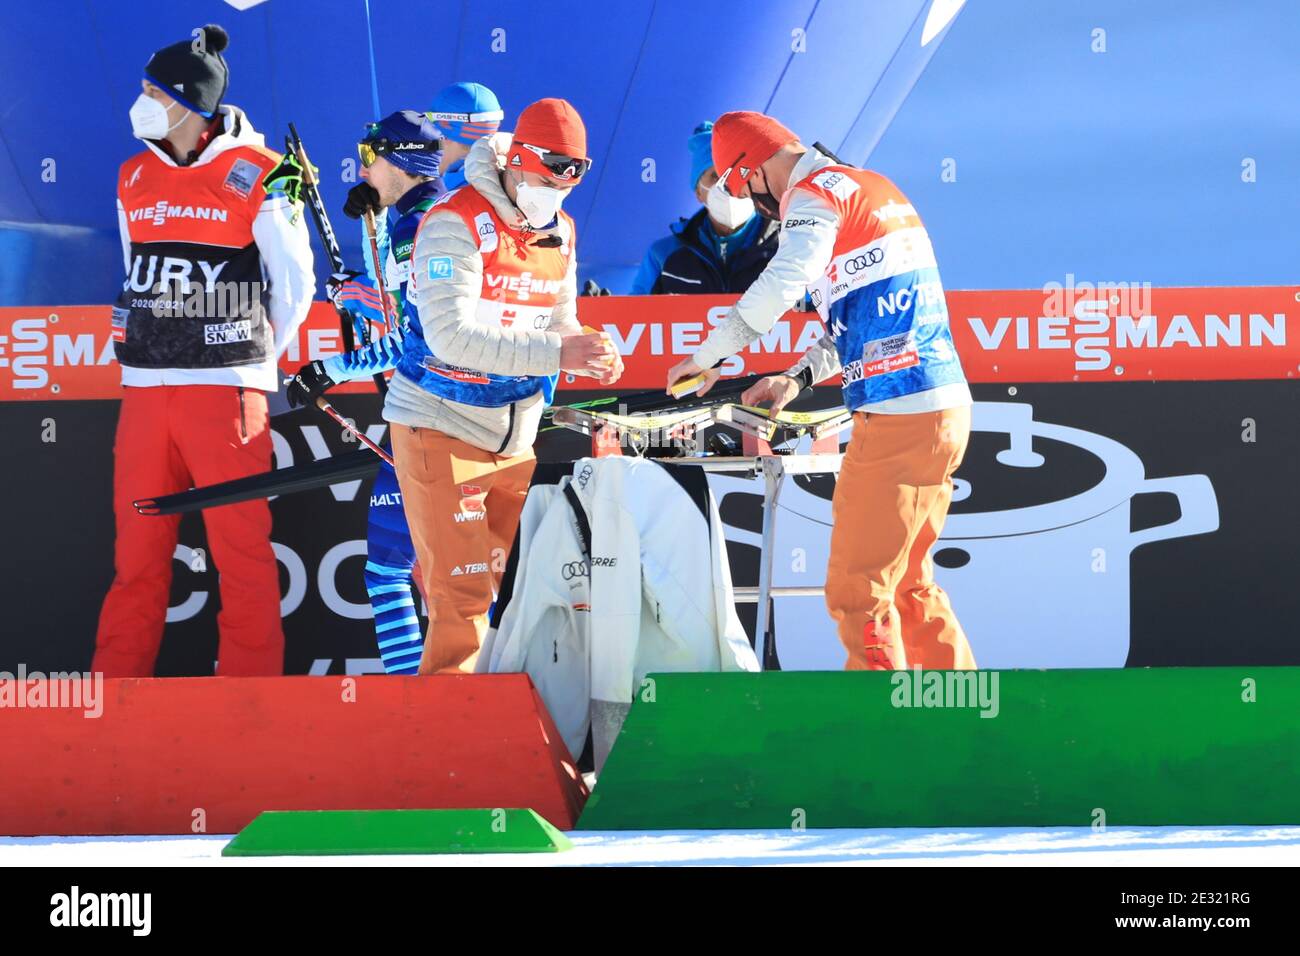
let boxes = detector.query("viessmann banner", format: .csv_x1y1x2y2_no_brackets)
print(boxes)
2,287,1298,674
1,286,1298,399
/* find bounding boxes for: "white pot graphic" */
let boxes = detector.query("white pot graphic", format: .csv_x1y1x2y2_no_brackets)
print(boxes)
710,401,1220,670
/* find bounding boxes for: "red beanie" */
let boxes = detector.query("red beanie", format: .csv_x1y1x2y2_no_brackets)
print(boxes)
509,98,589,181
711,111,799,196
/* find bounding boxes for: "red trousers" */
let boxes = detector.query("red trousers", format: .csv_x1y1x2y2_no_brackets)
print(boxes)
94,385,284,676
825,407,976,671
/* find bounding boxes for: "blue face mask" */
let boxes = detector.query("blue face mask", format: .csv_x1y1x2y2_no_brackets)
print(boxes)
441,156,467,191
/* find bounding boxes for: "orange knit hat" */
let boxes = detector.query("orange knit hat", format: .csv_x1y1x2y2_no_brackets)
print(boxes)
507,98,591,181
711,111,799,196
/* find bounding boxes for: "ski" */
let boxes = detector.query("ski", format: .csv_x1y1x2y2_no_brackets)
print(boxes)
133,449,380,516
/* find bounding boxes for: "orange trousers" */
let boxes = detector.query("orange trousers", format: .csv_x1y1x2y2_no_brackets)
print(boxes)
390,425,535,674
825,407,976,671
95,385,283,676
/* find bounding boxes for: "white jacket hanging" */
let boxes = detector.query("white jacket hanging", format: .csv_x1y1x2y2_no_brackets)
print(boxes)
478,456,758,768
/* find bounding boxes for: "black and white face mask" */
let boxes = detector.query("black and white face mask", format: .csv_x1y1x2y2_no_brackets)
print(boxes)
747,170,781,220
749,187,781,221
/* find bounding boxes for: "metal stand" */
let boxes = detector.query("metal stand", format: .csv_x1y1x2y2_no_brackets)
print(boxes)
547,403,851,670
666,454,843,669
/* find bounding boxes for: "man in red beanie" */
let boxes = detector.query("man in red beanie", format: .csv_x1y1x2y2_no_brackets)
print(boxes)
666,111,975,673
385,97,622,674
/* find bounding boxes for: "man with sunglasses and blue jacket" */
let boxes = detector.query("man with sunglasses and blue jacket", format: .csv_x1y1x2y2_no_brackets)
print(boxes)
287,108,448,674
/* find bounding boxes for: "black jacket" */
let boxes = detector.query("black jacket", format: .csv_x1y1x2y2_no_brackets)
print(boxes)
635,208,779,295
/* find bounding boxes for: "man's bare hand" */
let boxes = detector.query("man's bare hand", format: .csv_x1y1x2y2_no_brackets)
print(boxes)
741,375,800,415
596,350,624,386
665,358,722,397
560,331,617,375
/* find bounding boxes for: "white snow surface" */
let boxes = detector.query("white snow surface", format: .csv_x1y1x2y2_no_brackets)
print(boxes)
3,826,1298,866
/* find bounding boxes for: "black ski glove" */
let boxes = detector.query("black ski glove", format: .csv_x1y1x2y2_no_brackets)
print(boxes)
343,182,383,220
287,360,337,409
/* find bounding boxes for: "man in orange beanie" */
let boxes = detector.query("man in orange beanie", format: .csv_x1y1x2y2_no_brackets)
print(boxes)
385,97,622,674
666,111,975,672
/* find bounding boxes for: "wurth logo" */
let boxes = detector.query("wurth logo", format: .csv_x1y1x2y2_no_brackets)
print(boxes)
127,201,230,227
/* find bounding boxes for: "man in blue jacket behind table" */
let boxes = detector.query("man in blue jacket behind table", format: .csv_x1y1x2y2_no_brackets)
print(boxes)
631,120,778,295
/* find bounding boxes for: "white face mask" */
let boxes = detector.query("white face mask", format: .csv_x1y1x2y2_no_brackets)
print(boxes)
705,179,755,230
130,93,189,141
514,180,565,229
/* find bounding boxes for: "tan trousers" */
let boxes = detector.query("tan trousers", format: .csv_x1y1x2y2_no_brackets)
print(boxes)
825,407,976,671
390,425,535,674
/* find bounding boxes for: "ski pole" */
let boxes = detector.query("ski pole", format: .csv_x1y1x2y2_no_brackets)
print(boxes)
362,208,396,335
287,121,389,395
314,397,395,466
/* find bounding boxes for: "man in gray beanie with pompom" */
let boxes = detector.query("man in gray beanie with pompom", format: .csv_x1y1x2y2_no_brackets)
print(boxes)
97,24,315,677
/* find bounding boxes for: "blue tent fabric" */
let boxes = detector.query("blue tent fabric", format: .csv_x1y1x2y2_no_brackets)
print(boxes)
2,1,1297,306
0,0,956,305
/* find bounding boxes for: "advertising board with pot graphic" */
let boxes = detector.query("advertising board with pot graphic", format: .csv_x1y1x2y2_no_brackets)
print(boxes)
709,402,1221,670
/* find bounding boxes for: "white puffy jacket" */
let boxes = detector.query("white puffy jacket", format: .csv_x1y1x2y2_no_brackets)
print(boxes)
477,456,758,769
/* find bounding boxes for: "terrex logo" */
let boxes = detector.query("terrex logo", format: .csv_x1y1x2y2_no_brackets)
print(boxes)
127,202,230,227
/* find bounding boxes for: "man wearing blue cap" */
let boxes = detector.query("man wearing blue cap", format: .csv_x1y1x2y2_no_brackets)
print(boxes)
427,81,505,191
630,120,778,295
286,109,445,674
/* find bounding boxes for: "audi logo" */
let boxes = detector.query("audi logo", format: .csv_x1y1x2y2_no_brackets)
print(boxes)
562,561,589,581
842,248,885,275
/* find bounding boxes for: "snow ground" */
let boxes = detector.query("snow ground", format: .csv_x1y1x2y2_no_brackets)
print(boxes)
3,826,1298,866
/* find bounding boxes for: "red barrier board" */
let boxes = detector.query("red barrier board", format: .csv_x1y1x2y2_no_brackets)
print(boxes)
0,675,587,835
1,286,1296,400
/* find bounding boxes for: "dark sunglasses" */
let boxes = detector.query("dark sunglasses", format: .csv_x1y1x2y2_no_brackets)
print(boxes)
518,142,592,180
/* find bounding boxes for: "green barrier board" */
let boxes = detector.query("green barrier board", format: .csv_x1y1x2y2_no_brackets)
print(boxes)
224,808,572,856
578,668,1300,829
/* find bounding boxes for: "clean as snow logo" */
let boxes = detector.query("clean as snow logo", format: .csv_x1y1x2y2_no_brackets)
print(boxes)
128,202,230,228
203,320,253,345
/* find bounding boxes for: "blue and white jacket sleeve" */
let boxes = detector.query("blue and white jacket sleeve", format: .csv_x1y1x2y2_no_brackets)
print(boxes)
321,211,414,382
